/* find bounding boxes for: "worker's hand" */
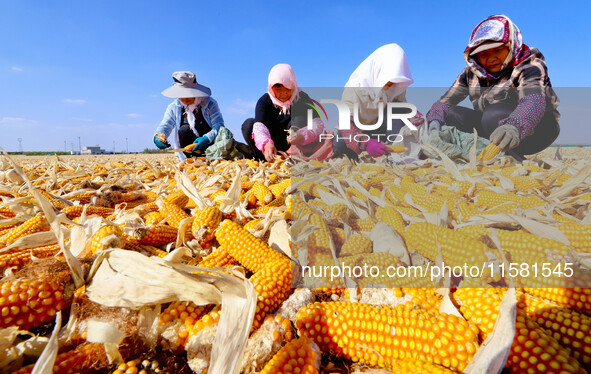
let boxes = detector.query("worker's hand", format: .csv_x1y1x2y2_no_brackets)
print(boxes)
194,136,210,151
263,142,277,162
490,124,520,151
365,139,391,157
428,120,441,134
409,110,425,126
154,135,170,149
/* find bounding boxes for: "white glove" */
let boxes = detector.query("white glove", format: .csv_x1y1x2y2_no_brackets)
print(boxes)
490,124,520,151
428,120,441,133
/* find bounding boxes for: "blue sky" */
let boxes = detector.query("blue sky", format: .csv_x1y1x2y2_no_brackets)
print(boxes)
1,0,590,152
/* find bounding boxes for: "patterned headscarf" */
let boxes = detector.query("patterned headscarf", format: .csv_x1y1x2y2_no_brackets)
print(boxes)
267,63,300,114
463,15,531,80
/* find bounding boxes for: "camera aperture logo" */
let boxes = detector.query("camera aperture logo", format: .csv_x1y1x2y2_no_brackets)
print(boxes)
306,99,419,144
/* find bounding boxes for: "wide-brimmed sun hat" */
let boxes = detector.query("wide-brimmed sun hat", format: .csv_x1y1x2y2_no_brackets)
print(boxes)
161,71,211,98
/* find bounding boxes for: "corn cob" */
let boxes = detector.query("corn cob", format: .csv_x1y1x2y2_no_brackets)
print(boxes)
0,214,49,247
394,206,422,217
307,198,328,211
135,225,178,247
268,179,291,199
251,182,273,205
307,213,335,263
260,337,319,374
13,342,109,374
404,222,491,269
295,301,479,371
454,288,585,373
215,220,291,329
143,211,165,226
349,217,376,232
507,175,546,192
244,218,263,233
0,273,69,330
209,189,227,205
346,186,369,203
477,143,501,161
376,206,406,234
253,196,286,215
197,247,239,268
61,205,114,219
34,189,70,210
112,358,161,374
159,199,192,231
89,224,125,254
329,226,346,248
122,235,168,258
494,228,569,265
0,244,61,272
0,206,16,218
338,233,372,257
388,359,459,373
518,292,591,366
523,288,591,316
191,206,222,243
556,222,591,253
475,190,545,210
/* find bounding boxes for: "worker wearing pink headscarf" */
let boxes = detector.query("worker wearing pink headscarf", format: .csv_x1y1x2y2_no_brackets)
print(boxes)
242,64,324,162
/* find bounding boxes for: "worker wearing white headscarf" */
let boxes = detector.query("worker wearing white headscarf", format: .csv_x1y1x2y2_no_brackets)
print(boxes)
337,44,424,157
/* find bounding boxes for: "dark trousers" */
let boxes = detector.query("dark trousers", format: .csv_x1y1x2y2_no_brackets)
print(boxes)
445,103,559,156
241,118,265,160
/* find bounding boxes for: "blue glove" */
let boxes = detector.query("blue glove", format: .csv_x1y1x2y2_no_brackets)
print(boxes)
428,120,441,133
154,135,170,149
193,136,210,152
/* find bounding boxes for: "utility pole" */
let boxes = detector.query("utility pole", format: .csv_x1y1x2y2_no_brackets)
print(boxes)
78,137,81,153
17,138,23,153
126,137,128,153
64,140,67,153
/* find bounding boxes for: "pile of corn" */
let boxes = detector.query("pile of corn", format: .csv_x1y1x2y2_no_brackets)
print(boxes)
0,151,590,373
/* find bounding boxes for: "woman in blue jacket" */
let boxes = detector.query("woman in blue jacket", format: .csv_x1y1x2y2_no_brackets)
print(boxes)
153,71,225,161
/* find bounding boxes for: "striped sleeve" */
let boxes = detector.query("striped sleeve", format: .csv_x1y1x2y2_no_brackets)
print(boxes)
427,69,470,123
252,122,274,151
498,93,546,139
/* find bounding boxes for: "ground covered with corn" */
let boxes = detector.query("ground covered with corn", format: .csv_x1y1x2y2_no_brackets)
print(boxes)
0,149,590,373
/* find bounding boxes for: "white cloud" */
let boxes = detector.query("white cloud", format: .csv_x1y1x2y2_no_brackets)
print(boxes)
0,117,26,122
11,66,23,72
127,113,142,118
0,117,37,128
63,99,87,104
69,117,92,122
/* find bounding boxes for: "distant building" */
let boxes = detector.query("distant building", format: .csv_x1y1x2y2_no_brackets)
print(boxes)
81,146,105,155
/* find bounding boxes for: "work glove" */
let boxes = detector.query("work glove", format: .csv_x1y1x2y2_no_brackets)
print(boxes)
153,135,170,149
365,139,391,157
188,136,210,152
490,124,520,151
428,120,441,133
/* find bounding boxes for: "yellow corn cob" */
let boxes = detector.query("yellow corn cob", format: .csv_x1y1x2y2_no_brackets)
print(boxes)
307,213,335,263
394,205,422,217
477,143,501,161
523,288,591,316
143,211,165,226
403,288,444,312
135,225,178,247
268,179,291,199
346,186,368,202
245,159,259,168
456,224,490,239
122,235,168,258
165,190,189,208
475,190,545,210
349,217,376,232
13,342,109,374
260,337,319,374
191,206,222,243
404,222,491,270
252,182,273,204
215,220,285,272
244,218,263,233
518,292,591,366
34,189,70,210
197,247,239,268
61,205,114,219
338,233,372,257
68,191,97,204
494,229,569,265
340,252,404,286
376,206,406,234
209,189,227,205
326,203,349,222
0,273,70,330
0,214,49,247
158,199,191,231
556,222,591,253
387,144,407,153
215,220,291,329
0,244,61,272
454,288,585,374
295,302,479,371
388,359,459,373
89,224,125,254
241,180,256,190
253,196,286,215
507,175,546,192
0,206,16,218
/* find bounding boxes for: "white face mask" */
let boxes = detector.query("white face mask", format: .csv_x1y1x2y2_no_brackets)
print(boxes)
381,85,406,102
